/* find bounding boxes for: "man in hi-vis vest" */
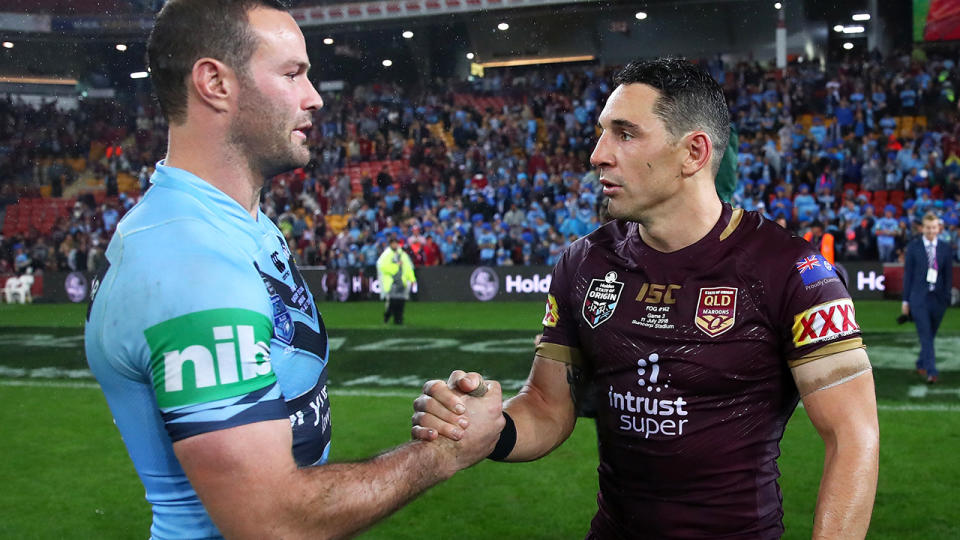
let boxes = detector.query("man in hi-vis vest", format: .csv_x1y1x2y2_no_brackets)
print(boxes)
378,236,417,325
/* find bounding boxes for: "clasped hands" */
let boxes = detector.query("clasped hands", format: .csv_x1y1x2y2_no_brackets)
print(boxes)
411,370,505,470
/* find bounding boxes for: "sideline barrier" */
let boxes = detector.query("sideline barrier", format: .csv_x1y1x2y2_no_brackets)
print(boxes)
22,263,960,304
300,265,554,302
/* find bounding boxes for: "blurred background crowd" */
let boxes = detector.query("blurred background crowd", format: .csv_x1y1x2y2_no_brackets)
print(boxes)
3,46,960,278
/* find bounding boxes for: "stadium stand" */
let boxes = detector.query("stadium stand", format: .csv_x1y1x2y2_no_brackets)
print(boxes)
2,47,960,281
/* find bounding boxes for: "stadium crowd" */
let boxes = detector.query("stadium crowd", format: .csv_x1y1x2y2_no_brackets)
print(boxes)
3,47,960,278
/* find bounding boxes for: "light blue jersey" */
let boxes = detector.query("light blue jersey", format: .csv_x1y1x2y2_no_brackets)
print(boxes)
85,163,331,539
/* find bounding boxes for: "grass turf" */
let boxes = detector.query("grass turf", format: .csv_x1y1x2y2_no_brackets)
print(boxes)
7,299,956,332
1,384,958,539
1,300,958,538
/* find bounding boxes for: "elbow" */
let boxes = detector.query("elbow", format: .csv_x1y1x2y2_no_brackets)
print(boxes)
830,420,880,468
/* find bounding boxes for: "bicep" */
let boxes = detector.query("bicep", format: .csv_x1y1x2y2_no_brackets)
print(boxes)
173,419,299,539
792,348,878,437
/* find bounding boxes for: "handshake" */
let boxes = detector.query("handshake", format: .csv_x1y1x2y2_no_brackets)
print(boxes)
410,370,507,475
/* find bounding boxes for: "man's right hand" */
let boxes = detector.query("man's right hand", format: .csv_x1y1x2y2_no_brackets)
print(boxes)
901,301,910,315
412,371,504,470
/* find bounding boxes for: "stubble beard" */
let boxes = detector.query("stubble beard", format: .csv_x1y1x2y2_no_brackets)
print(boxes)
229,77,310,179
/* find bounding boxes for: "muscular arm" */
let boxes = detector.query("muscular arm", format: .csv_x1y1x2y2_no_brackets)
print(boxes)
175,389,503,539
791,347,879,540
500,357,578,461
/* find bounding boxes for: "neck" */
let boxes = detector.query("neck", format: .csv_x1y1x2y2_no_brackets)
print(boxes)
164,124,263,218
636,179,724,253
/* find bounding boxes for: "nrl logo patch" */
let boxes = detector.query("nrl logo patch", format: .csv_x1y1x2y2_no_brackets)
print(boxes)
582,271,624,329
694,287,737,337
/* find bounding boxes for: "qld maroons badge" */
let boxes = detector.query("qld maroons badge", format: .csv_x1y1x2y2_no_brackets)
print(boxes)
694,287,737,337
582,271,624,329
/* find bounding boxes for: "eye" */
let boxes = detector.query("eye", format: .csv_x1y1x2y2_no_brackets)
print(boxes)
618,131,634,142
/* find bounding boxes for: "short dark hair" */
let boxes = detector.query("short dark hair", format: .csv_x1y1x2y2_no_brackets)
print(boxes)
147,0,288,124
614,58,730,173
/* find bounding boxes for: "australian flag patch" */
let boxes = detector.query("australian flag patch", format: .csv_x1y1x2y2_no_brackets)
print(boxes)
795,254,837,286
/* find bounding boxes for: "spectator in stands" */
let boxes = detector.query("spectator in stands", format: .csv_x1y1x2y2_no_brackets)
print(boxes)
861,157,883,191
794,184,818,223
13,245,30,274
6,45,960,272
804,221,836,265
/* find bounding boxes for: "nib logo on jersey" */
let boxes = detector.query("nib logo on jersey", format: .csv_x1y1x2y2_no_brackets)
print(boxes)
609,352,689,439
144,308,277,408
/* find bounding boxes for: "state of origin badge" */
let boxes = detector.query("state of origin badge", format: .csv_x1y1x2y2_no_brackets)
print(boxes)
582,271,624,329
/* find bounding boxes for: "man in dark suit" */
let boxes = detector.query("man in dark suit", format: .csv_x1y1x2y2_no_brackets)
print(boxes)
902,212,953,384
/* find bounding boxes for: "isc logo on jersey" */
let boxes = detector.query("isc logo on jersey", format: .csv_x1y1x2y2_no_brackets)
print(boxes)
144,308,277,408
792,298,860,347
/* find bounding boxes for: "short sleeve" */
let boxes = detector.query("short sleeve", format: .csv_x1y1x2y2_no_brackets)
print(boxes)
98,219,289,442
778,249,864,368
537,249,583,366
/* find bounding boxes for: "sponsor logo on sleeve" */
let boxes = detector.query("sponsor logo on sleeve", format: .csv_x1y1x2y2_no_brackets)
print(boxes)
694,287,737,337
795,254,837,286
582,271,623,329
792,298,860,347
542,293,559,327
144,308,276,408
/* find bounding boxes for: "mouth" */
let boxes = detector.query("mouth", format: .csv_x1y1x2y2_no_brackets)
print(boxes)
292,122,312,140
599,177,621,196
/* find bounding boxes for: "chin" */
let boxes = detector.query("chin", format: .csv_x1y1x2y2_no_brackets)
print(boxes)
605,202,630,221
261,155,307,178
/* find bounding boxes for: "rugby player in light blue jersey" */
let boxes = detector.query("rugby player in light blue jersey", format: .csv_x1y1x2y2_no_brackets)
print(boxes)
84,1,504,538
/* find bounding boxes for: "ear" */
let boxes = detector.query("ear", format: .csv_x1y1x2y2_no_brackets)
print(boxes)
189,57,236,115
680,131,713,177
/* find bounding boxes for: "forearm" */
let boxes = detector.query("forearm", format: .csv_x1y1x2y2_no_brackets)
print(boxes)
503,359,577,461
283,440,456,539
179,420,460,540
502,394,572,461
811,429,879,539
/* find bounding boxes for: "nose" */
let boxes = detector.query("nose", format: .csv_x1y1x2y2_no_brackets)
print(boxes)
303,78,323,112
590,131,613,169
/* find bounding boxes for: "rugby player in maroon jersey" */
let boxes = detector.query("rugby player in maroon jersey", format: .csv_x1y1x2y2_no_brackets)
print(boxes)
413,58,879,539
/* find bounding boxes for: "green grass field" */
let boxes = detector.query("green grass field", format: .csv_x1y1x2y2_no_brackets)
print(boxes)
1,300,959,539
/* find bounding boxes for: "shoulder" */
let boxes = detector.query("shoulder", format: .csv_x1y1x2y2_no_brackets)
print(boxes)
732,209,812,261
119,183,212,228
105,207,267,332
569,219,629,257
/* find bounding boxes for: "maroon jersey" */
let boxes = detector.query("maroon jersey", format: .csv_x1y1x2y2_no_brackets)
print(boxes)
537,204,863,539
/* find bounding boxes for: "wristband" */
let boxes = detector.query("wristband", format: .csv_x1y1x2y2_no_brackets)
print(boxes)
487,411,516,461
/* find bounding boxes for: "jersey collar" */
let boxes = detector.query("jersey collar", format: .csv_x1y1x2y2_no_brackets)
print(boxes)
151,160,267,232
